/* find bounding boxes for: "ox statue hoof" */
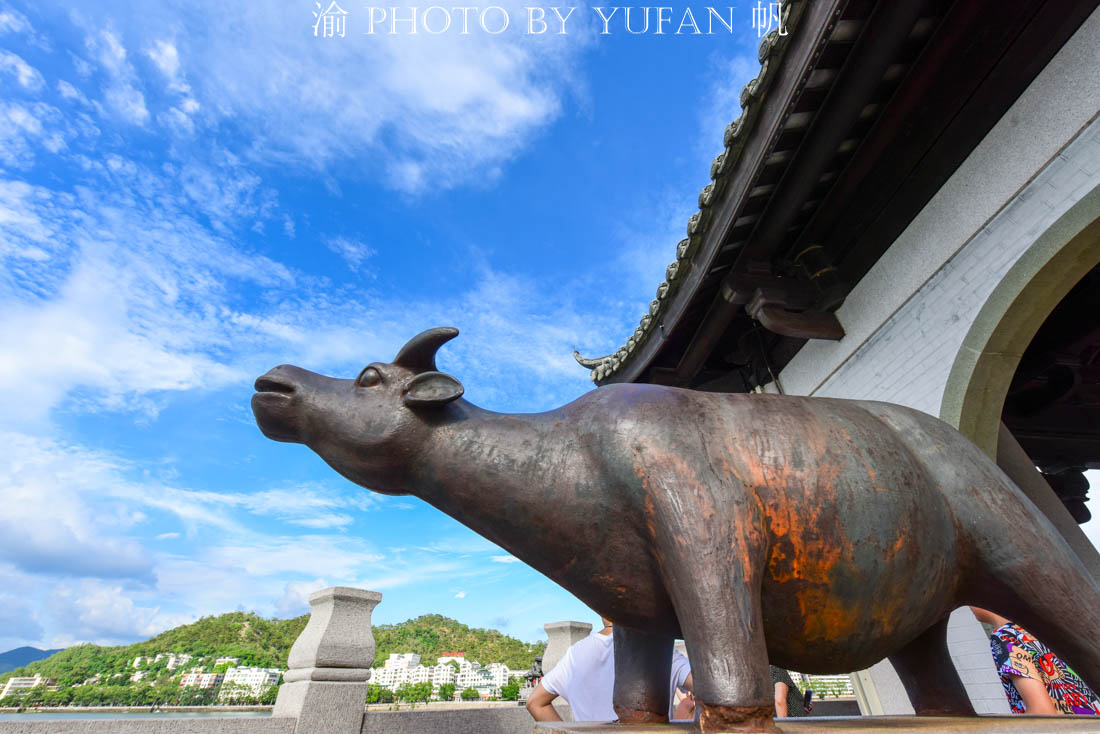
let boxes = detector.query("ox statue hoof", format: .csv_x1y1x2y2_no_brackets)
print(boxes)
614,705,669,724
698,703,779,733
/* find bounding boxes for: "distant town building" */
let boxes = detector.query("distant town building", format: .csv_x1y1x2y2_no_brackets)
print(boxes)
130,671,149,683
152,653,193,671
431,663,456,688
369,651,525,698
179,672,223,689
215,657,240,666
218,667,282,699
0,675,57,698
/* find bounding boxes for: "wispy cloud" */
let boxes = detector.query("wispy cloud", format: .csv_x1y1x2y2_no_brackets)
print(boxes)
0,50,44,90
83,29,149,124
325,236,374,272
56,0,592,191
0,7,32,37
47,580,192,646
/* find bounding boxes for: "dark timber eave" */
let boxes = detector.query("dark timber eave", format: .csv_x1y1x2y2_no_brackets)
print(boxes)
577,0,1096,392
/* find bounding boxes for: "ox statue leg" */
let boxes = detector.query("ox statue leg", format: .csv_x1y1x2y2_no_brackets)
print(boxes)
888,616,975,716
613,626,673,723
662,537,776,731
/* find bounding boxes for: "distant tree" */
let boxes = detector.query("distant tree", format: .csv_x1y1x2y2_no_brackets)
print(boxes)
23,685,47,706
411,681,432,702
460,687,479,701
500,677,520,701
437,683,456,701
366,685,395,704
447,660,460,673
259,684,279,705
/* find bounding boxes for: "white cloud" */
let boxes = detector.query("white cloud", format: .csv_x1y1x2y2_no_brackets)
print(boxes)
146,40,180,79
325,236,374,272
155,532,180,540
491,555,521,564
0,433,154,582
57,0,592,191
83,29,149,124
275,578,329,616
0,165,293,425
0,50,45,90
454,591,466,599
0,593,44,648
57,79,86,102
0,101,67,169
0,9,31,36
47,580,191,645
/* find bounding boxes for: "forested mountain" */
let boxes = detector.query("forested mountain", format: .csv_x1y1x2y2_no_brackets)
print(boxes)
0,612,544,688
373,615,544,670
0,648,64,674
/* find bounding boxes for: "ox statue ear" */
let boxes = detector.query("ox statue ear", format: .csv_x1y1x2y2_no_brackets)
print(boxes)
403,371,464,408
393,327,459,373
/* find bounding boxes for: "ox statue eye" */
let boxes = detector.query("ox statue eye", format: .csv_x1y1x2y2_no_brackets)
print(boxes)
356,366,382,388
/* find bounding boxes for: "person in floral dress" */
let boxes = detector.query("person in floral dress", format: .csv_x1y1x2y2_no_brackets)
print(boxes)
971,606,1100,715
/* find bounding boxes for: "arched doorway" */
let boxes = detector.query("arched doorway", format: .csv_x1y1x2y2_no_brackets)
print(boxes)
940,187,1100,576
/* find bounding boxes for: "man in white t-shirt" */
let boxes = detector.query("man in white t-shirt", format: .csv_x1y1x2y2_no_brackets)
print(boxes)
525,619,694,723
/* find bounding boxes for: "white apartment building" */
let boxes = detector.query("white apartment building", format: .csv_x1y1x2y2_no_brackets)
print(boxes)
0,675,56,699
152,652,193,671
371,652,424,689
407,666,432,685
386,653,420,669
368,651,528,697
166,654,192,671
485,663,516,687
219,667,282,699
436,653,465,666
431,664,455,687
179,672,223,689
215,657,240,666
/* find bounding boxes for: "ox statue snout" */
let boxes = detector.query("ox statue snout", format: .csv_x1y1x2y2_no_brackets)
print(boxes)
252,365,307,443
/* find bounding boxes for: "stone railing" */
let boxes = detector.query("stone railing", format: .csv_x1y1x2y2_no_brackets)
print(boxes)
0,587,548,734
0,591,885,734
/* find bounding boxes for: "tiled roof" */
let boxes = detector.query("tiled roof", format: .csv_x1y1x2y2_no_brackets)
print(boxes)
575,0,804,383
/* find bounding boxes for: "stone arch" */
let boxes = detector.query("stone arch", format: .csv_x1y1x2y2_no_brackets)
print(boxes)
940,185,1100,456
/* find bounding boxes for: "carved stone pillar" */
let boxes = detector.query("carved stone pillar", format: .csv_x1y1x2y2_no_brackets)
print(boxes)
542,621,593,674
274,587,382,734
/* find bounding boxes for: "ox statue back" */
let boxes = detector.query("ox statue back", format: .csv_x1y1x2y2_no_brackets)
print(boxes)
252,327,1100,732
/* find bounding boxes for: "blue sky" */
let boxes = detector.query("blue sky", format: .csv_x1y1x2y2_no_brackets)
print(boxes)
0,0,772,650
4,2,1097,657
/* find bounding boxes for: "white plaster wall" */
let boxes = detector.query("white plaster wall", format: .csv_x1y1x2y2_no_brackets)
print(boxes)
770,7,1100,716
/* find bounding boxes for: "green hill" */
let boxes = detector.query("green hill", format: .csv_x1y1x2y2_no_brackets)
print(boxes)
373,614,544,670
0,612,544,688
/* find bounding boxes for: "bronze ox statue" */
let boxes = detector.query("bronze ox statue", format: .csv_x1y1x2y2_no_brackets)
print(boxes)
252,327,1100,732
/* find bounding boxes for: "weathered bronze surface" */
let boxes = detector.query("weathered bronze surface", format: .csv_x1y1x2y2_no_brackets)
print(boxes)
253,327,1100,732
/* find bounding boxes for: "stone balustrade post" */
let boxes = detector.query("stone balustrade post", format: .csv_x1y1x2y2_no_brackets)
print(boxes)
274,587,382,734
542,621,592,675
